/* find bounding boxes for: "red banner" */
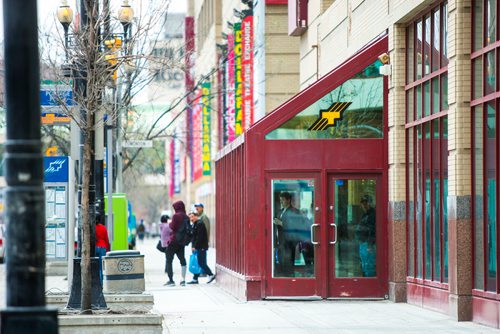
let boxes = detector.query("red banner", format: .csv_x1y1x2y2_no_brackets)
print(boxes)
242,13,254,130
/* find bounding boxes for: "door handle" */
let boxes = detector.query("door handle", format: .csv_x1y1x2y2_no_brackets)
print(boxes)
330,223,337,245
310,224,320,245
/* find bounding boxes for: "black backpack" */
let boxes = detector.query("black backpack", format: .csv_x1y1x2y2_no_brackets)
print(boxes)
175,216,193,246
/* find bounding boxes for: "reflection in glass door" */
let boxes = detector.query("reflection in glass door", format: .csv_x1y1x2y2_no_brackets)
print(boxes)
333,178,377,278
271,179,316,279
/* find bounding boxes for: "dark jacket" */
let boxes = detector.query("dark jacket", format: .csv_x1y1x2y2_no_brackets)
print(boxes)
170,201,188,246
192,219,209,250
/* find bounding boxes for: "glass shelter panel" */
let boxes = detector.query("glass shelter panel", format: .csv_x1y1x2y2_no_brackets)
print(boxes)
271,179,315,278
266,61,383,140
333,179,377,278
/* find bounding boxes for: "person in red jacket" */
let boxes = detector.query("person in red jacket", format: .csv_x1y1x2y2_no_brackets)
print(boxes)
164,200,188,286
95,214,111,284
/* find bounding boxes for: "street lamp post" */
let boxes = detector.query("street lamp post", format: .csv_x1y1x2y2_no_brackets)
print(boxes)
0,0,58,332
115,0,134,193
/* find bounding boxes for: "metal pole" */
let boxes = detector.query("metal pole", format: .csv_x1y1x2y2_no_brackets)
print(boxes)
1,0,58,332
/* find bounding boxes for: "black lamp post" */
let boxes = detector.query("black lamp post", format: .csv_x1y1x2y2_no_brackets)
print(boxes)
0,0,58,333
56,0,73,59
118,0,134,50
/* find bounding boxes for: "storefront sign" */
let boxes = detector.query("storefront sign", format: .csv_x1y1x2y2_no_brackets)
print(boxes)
242,12,254,130
308,102,351,131
226,33,236,143
234,22,243,136
192,90,203,181
201,82,211,176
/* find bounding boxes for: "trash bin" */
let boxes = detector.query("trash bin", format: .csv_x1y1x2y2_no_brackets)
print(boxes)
103,250,145,293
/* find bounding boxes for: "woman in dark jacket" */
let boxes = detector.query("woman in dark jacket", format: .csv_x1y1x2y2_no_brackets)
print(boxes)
164,200,188,286
187,212,215,284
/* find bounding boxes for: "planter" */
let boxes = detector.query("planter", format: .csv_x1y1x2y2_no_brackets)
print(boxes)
58,312,163,334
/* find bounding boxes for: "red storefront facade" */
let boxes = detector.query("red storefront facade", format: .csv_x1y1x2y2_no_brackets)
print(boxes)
215,35,389,300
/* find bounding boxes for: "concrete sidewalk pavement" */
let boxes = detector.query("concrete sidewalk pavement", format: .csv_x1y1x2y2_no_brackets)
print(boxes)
133,238,499,334
40,238,500,333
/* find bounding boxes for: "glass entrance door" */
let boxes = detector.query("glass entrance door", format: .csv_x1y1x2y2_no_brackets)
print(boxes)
266,176,319,297
327,175,386,298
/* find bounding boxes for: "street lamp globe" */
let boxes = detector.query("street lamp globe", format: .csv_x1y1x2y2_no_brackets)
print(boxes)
118,0,134,25
56,0,73,28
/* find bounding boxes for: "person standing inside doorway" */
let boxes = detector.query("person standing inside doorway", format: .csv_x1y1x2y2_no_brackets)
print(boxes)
187,211,216,284
356,194,376,277
194,203,210,246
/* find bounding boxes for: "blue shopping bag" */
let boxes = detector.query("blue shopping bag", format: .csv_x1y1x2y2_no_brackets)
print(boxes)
189,251,201,275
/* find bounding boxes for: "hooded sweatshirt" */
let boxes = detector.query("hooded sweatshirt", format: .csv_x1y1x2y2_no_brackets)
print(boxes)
169,200,188,245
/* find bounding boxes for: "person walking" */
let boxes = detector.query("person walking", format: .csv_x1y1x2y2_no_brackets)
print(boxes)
95,214,111,284
194,203,210,245
187,212,215,284
164,201,188,286
159,214,171,273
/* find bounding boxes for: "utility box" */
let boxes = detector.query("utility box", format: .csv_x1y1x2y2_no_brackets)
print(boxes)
103,250,145,294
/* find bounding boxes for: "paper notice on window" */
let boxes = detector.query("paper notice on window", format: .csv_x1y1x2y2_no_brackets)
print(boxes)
56,244,66,258
46,241,56,257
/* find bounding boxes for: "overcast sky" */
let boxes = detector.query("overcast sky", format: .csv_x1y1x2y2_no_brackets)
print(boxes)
0,0,186,39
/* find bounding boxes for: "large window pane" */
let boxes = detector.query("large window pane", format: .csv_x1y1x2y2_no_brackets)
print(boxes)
432,9,440,72
272,179,315,278
486,102,496,291
486,51,496,95
416,85,422,119
474,107,485,290
442,4,449,66
474,57,484,100
432,119,441,281
487,0,496,45
424,123,432,280
474,0,484,51
417,20,423,80
408,128,415,277
442,116,448,283
432,77,439,114
424,14,431,76
416,125,423,278
407,24,415,83
407,89,414,123
266,61,384,140
424,81,431,117
441,74,449,110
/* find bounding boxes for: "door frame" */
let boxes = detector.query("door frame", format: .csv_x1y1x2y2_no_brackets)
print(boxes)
326,172,387,298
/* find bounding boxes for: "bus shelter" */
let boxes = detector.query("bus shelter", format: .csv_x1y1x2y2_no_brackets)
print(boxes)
216,34,388,300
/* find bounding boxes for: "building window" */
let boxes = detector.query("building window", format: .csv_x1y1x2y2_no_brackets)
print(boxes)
472,0,500,294
406,2,449,284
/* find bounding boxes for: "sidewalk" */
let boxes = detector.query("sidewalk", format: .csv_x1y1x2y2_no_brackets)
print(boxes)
43,238,500,333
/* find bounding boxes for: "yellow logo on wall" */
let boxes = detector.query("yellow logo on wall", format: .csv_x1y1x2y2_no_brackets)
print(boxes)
308,102,351,131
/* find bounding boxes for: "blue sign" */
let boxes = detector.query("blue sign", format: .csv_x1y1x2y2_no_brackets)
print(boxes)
40,84,75,108
44,157,69,183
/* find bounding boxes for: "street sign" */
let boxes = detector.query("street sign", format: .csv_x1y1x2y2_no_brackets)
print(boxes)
122,140,153,148
40,82,74,125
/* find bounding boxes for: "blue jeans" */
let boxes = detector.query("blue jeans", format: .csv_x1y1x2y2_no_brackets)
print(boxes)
193,249,213,279
96,247,107,284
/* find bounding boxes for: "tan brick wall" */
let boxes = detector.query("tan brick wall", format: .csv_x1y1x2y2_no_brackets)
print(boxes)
265,5,300,114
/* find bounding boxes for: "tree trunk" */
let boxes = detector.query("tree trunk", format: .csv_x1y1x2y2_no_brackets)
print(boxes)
80,128,93,313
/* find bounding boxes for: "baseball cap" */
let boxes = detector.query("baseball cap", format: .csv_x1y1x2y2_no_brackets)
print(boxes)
194,203,204,208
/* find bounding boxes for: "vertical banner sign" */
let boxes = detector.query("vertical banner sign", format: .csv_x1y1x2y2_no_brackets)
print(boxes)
242,11,254,130
226,34,236,142
169,139,175,197
201,82,211,176
234,22,243,136
174,131,181,194
192,90,203,181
